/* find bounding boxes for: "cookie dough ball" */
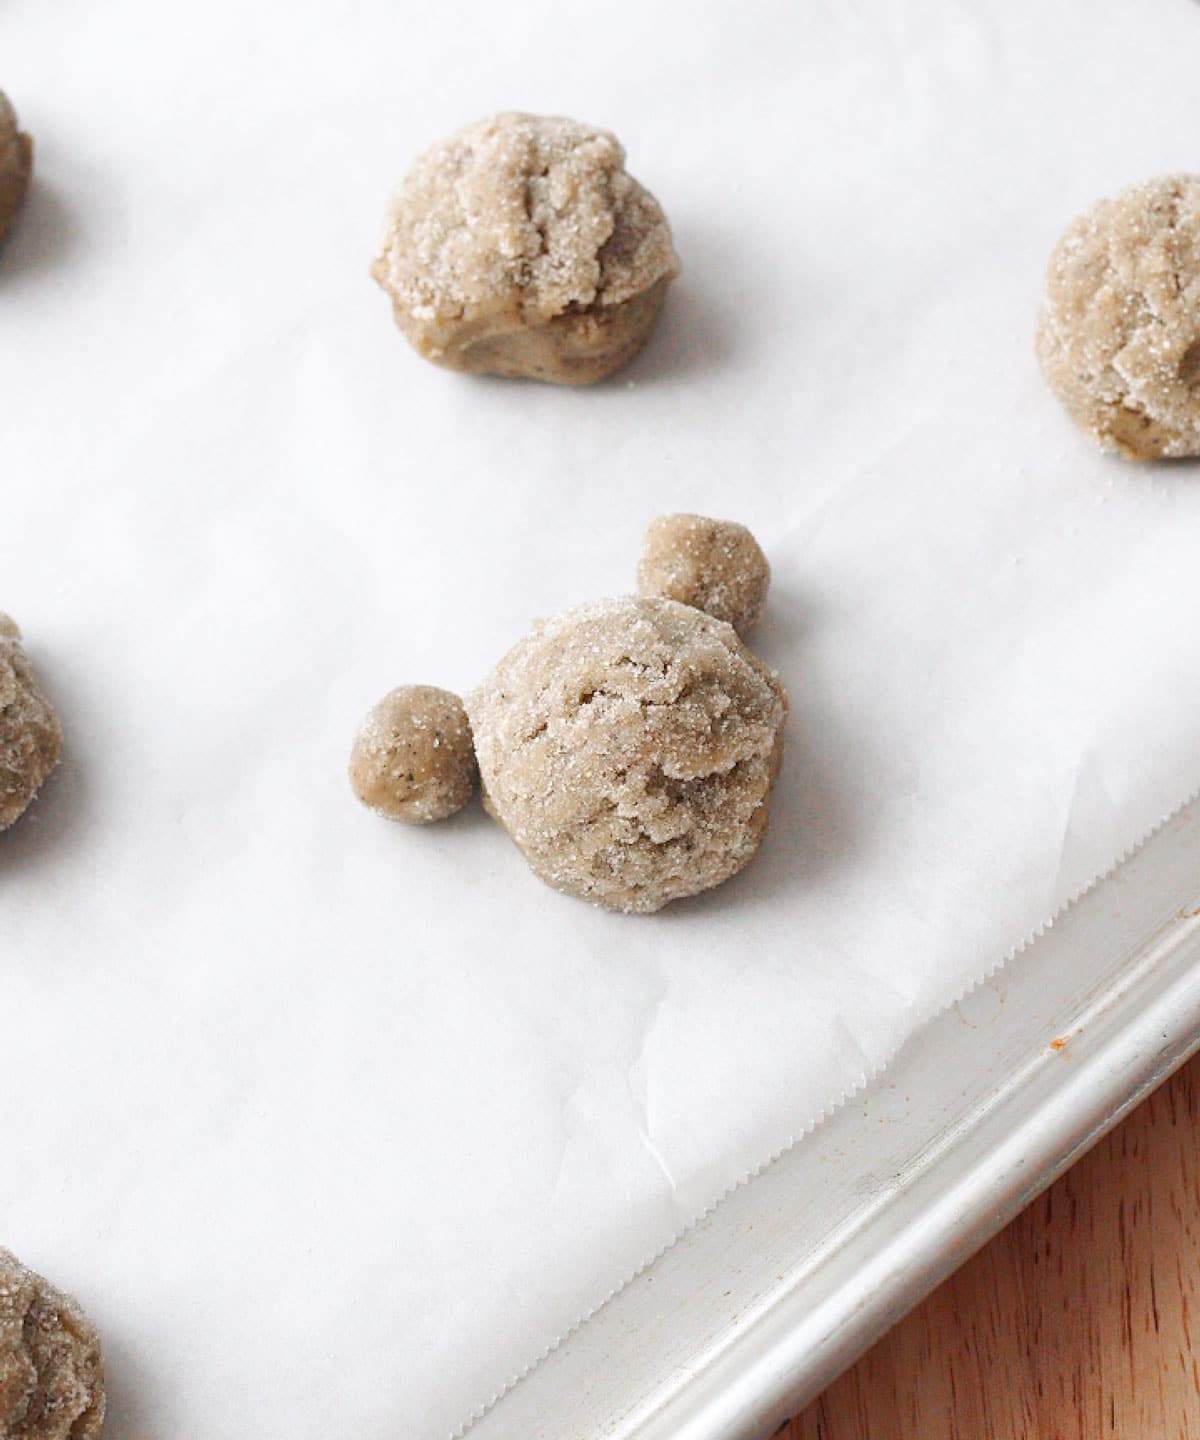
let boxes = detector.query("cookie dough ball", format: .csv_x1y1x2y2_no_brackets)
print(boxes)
349,685,476,824
638,514,771,635
1,615,63,833
0,1249,105,1440
371,112,680,384
467,596,787,913
1037,175,1200,459
0,91,33,245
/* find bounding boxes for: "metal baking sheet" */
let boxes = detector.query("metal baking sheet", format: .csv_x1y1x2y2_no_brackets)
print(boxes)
460,791,1200,1440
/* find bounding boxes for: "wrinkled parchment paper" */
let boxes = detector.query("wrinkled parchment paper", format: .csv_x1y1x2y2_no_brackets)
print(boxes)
3,1,1200,1434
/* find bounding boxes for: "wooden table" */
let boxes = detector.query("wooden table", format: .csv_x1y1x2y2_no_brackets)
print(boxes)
783,1050,1200,1439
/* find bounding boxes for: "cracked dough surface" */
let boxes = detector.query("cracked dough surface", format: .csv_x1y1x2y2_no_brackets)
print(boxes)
0,615,62,833
1037,174,1200,459
371,112,679,383
0,1250,105,1440
467,596,787,914
0,91,33,244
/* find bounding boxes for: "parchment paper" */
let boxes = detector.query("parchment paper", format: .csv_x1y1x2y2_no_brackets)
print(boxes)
3,1,1200,1435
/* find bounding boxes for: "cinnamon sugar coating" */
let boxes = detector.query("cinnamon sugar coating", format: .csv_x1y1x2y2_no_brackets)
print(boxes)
349,685,476,824
371,112,679,383
0,615,62,833
1037,175,1200,459
0,1250,105,1440
467,596,786,913
638,515,771,635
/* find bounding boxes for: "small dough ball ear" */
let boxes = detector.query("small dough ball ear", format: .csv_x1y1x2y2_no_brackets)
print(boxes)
0,1248,106,1440
0,91,33,245
1037,174,1200,460
349,685,477,824
637,514,770,635
0,617,63,833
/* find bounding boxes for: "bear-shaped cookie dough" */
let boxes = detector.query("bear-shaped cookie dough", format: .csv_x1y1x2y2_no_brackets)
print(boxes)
352,518,787,914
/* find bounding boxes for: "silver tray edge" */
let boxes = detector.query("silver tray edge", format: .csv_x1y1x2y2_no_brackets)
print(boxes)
459,793,1200,1440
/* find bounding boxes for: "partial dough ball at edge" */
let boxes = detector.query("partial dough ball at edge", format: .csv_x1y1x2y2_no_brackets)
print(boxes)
1037,174,1200,460
0,1248,106,1440
0,615,63,833
0,90,33,245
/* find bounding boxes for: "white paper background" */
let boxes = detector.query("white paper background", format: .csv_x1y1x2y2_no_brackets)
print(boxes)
3,1,1200,1435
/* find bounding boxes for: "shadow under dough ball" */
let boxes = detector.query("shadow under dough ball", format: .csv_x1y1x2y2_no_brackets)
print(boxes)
371,112,680,383
467,596,788,914
0,615,63,833
349,685,477,824
0,91,33,244
1037,174,1200,460
0,1249,105,1440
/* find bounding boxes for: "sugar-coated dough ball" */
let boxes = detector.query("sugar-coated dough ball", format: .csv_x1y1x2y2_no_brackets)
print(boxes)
371,112,680,384
1037,175,1200,460
637,514,771,635
0,91,33,244
467,597,788,914
0,1249,105,1440
0,615,63,833
349,685,477,824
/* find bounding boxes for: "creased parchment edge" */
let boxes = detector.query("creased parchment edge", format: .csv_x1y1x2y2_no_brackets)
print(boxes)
449,777,1200,1440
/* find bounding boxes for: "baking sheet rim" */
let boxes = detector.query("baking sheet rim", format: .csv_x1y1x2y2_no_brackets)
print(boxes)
451,777,1200,1439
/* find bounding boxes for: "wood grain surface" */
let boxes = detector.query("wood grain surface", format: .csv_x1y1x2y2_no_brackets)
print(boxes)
787,1050,1200,1440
